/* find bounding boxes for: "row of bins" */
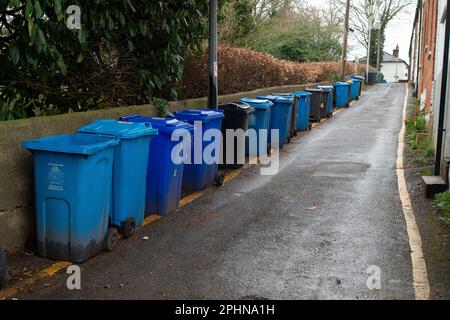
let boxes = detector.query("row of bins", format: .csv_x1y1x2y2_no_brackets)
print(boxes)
20,78,364,263
21,111,226,263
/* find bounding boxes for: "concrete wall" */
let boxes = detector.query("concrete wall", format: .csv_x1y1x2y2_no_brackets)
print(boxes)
0,83,314,251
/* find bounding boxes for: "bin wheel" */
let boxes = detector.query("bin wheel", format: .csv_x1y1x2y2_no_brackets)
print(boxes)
105,228,119,252
122,218,136,239
216,174,225,187
309,123,312,131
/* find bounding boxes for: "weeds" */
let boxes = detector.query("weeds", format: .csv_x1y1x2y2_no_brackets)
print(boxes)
405,118,418,150
434,190,450,226
415,115,426,131
405,113,434,166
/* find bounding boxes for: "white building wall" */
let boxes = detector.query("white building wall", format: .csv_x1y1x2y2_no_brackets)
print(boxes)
381,62,409,82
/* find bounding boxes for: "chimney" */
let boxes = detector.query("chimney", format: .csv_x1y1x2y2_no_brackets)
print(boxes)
393,44,399,58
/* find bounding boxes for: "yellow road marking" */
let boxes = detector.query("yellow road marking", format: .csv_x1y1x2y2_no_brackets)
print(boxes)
0,93,361,300
40,261,72,277
0,286,18,300
0,261,73,300
179,191,205,207
396,83,430,300
141,214,161,227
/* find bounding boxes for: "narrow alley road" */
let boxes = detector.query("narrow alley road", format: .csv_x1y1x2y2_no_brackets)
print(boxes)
18,84,415,300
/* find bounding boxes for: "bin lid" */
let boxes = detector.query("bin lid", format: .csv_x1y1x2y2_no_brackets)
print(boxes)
352,79,363,83
21,134,119,155
305,88,323,93
335,82,351,87
78,119,158,139
256,95,293,105
317,85,334,92
120,115,193,135
271,93,293,97
240,98,273,110
218,102,255,114
352,75,364,80
174,109,225,123
292,91,312,97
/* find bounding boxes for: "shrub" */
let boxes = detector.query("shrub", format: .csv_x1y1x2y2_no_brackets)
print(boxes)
177,45,367,99
0,0,209,120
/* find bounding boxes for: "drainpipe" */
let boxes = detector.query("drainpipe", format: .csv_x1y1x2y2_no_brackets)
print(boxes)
434,0,450,176
415,0,423,97
208,0,218,110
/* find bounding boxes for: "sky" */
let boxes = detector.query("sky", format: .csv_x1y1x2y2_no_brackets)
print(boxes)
305,0,416,62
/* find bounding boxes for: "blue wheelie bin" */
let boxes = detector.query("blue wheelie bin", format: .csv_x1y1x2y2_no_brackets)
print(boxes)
22,134,119,263
256,95,293,149
271,93,298,141
334,82,351,108
174,109,225,191
120,115,194,216
317,85,334,118
349,78,362,100
352,75,364,96
240,98,273,157
292,92,312,131
78,120,158,238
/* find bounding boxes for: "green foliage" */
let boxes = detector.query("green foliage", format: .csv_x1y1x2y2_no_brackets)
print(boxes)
415,115,426,132
405,114,434,166
218,0,254,45
1,0,209,120
368,26,386,68
405,119,418,150
434,190,450,226
151,97,169,117
248,12,341,62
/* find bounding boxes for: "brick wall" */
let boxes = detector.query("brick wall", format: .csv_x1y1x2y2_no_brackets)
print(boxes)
418,0,439,112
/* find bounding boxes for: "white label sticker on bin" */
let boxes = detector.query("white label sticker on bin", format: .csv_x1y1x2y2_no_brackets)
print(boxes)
174,169,177,177
48,163,64,192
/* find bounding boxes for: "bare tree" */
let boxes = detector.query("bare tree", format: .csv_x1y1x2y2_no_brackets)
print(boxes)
346,0,412,49
251,0,304,24
322,0,345,28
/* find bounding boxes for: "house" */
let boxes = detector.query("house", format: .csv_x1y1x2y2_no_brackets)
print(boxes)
359,46,409,83
409,0,449,193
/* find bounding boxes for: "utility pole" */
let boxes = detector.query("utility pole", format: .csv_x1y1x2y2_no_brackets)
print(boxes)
376,20,382,72
366,27,372,84
208,0,218,110
366,4,375,85
340,0,351,81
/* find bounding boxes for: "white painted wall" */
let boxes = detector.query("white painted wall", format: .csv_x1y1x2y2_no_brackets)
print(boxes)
381,62,409,82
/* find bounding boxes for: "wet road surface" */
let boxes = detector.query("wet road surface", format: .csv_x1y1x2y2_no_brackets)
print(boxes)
17,83,415,300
